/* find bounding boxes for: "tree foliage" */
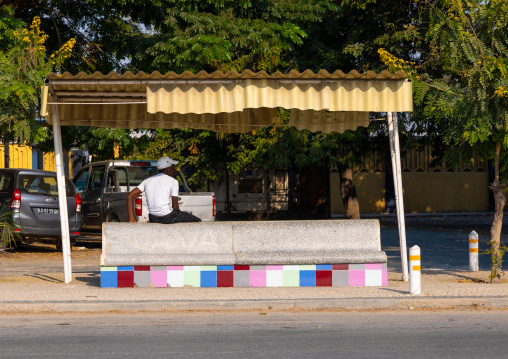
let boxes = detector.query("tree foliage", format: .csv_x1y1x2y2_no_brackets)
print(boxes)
379,0,508,279
0,7,75,145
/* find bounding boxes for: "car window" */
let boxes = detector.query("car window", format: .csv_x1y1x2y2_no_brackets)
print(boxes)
175,172,187,193
73,168,89,192
88,166,106,191
0,172,11,192
106,167,128,192
17,174,75,197
127,166,158,187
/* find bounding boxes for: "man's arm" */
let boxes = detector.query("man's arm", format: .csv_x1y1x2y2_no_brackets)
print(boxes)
126,187,142,223
171,196,179,212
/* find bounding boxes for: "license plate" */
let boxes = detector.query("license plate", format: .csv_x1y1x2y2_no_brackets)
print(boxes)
37,208,59,215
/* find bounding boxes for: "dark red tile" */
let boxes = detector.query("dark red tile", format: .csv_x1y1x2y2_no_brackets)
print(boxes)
134,266,151,271
117,271,134,287
217,271,234,287
316,270,333,286
332,264,349,270
233,265,250,271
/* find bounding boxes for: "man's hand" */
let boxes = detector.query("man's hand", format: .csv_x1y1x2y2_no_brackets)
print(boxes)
171,196,179,212
126,187,142,223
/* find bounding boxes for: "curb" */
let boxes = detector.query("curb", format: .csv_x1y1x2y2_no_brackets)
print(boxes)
2,296,508,313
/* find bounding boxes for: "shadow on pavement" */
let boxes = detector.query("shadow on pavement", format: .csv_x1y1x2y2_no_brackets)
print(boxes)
23,273,63,283
76,272,101,287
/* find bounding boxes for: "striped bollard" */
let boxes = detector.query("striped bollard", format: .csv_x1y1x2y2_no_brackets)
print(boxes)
409,245,421,295
469,231,479,272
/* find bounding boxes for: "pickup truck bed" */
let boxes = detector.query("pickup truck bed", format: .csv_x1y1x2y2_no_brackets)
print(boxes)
73,160,215,230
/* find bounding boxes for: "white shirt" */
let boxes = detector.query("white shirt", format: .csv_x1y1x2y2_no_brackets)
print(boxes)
137,173,179,216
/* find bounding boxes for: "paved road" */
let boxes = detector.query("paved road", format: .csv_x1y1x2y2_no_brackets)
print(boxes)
1,310,506,358
381,226,494,272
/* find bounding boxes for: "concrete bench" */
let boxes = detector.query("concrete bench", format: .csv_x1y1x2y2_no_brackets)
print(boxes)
100,219,387,288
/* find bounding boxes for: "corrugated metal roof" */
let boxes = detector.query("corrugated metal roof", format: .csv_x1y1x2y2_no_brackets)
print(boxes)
43,70,412,133
46,69,409,81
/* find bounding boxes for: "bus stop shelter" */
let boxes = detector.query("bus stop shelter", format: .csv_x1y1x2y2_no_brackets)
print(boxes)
41,69,413,283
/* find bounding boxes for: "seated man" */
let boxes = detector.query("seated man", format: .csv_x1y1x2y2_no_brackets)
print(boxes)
126,156,201,224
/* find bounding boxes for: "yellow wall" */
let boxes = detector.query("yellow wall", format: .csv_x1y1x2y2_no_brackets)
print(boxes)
42,151,57,171
0,144,32,168
331,172,386,214
0,144,71,173
402,172,489,213
331,171,490,215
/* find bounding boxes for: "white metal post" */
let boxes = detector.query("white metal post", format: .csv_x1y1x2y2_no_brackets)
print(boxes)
388,112,409,281
409,245,421,295
52,104,72,283
469,230,479,271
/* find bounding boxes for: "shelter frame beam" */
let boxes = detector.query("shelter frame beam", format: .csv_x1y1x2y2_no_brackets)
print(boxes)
388,111,409,281
52,104,73,283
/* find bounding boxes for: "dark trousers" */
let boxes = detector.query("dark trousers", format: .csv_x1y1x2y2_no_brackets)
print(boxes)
149,210,201,224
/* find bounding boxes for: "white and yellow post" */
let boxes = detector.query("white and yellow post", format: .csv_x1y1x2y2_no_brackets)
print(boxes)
469,231,479,272
409,245,421,295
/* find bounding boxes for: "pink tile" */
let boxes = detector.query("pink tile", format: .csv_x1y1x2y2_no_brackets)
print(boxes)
382,269,388,286
349,270,365,286
151,271,167,287
250,270,266,287
365,263,382,270
266,265,283,270
167,266,184,270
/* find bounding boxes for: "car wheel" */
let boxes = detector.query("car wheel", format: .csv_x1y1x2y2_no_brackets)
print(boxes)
108,215,120,223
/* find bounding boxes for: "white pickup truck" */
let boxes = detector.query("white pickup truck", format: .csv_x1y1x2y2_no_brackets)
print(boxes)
73,160,215,231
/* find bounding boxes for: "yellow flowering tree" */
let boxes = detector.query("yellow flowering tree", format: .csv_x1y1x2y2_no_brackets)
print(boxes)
0,8,76,145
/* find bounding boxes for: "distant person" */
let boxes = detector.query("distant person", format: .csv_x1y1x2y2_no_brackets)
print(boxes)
126,156,201,224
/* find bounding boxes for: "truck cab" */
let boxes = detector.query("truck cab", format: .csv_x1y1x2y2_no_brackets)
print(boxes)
73,160,215,230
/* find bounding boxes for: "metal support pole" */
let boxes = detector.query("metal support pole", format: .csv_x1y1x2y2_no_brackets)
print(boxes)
52,104,72,283
388,112,409,281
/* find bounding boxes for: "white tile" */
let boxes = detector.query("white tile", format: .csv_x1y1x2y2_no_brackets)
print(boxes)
266,270,284,287
167,270,185,287
283,265,299,271
183,265,201,271
365,270,382,286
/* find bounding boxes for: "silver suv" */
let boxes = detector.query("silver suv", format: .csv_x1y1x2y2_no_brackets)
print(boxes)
0,169,82,250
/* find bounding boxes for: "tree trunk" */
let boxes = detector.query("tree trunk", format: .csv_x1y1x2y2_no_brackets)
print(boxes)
338,164,360,219
489,142,506,281
225,170,231,219
4,143,9,168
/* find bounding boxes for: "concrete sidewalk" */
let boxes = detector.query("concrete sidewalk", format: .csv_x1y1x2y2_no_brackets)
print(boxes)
1,269,507,313
2,218,508,314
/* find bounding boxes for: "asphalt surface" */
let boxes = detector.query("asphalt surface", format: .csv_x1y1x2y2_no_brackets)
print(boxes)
2,311,508,359
1,215,507,313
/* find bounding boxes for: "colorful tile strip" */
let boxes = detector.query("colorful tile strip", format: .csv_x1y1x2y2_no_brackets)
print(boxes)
100,263,388,288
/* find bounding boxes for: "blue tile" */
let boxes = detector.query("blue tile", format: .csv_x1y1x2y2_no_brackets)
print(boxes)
217,265,234,271
101,271,118,288
316,264,333,270
117,266,134,271
300,270,316,287
200,271,217,287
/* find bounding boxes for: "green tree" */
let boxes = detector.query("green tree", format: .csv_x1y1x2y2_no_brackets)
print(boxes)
407,0,508,280
0,8,76,147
